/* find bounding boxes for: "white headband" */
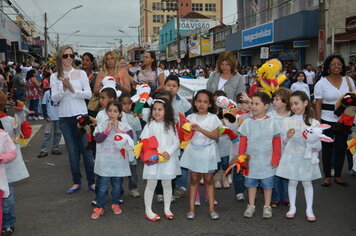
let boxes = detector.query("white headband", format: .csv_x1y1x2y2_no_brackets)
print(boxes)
153,99,165,104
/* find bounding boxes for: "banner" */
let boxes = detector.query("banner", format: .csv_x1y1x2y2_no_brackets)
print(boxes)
201,33,211,54
178,78,207,100
189,34,200,58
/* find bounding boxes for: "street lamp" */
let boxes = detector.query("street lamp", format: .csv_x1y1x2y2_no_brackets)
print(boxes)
118,29,137,46
44,5,83,61
60,30,80,46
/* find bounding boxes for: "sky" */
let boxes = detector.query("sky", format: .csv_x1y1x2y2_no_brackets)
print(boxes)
11,0,237,55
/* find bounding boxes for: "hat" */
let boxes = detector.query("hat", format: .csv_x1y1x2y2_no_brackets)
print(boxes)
7,61,14,66
100,76,122,98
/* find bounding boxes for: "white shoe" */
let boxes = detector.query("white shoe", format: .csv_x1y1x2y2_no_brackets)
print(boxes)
244,205,255,218
236,193,245,201
194,199,201,206
228,174,232,184
34,117,39,121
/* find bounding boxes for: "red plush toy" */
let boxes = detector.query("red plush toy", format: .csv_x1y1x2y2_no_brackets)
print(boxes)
133,136,166,166
225,154,250,176
177,112,195,149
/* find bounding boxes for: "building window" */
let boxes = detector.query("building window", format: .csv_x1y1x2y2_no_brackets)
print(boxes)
166,15,174,22
205,3,216,12
192,3,203,11
153,27,160,36
166,2,177,11
152,2,164,10
153,15,164,23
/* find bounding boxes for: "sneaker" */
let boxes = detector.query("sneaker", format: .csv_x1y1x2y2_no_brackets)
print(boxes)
156,194,164,203
244,205,255,218
38,116,44,120
119,197,124,204
1,226,15,236
111,204,122,215
37,151,48,158
129,189,141,198
91,208,104,219
236,193,245,201
228,174,232,184
271,202,279,208
91,200,97,207
262,206,273,219
195,199,201,206
173,186,187,199
34,117,39,121
204,197,218,205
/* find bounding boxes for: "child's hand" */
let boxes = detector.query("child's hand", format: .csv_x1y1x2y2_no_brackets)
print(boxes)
191,124,201,132
287,128,295,138
107,121,113,131
161,151,170,160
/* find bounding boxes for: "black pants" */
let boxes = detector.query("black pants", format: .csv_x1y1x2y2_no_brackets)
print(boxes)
321,120,348,178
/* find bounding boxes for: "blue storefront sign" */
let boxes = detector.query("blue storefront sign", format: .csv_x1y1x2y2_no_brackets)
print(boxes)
293,40,310,48
270,45,284,52
242,21,274,49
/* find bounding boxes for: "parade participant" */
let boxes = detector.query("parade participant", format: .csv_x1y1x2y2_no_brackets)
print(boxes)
141,98,180,221
268,88,291,208
133,51,165,94
120,93,142,198
290,72,310,98
91,101,133,219
180,90,221,220
164,75,192,199
0,91,30,235
82,52,99,117
206,51,245,103
96,88,118,124
12,67,26,102
26,69,42,120
50,45,94,194
117,56,133,94
238,92,281,219
314,54,355,187
159,62,170,78
276,91,322,222
37,86,62,158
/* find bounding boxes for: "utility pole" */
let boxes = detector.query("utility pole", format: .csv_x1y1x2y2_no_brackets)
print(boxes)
44,12,48,61
56,33,59,50
161,0,181,59
119,39,123,56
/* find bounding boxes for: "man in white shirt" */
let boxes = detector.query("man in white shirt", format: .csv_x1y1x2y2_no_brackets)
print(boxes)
303,64,316,100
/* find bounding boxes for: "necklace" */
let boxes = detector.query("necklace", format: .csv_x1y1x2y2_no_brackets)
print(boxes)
327,76,341,89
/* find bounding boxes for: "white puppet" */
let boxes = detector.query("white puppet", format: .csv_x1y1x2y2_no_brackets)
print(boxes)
302,124,333,165
113,133,134,163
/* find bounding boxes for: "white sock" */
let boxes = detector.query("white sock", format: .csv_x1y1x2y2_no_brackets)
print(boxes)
287,180,298,214
162,179,173,215
144,179,158,218
302,181,315,217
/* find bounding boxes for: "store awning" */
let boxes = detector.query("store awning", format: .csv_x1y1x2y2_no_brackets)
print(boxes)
327,31,356,43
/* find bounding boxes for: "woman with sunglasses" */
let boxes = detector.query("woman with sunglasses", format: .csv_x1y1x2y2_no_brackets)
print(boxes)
50,45,95,194
93,51,131,98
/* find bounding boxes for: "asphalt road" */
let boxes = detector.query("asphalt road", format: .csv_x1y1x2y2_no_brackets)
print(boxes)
12,120,356,236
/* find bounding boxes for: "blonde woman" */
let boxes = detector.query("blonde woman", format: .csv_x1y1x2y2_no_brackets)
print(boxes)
50,45,94,194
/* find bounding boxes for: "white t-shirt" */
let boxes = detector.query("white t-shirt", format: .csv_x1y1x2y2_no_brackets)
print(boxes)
218,77,228,91
314,76,355,122
290,81,310,98
303,70,315,85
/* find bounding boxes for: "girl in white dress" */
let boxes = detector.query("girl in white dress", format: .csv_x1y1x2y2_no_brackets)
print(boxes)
91,101,133,220
290,72,310,98
141,98,180,221
180,90,222,220
276,91,322,222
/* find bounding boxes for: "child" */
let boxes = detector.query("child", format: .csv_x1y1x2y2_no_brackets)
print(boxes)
164,75,192,199
269,88,291,208
0,91,30,234
276,91,321,222
290,72,310,98
96,87,118,123
120,93,142,198
238,92,281,219
0,128,17,232
141,98,180,221
90,101,133,220
37,88,62,158
180,89,221,220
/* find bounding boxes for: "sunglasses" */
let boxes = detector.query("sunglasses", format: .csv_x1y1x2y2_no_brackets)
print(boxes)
62,54,75,59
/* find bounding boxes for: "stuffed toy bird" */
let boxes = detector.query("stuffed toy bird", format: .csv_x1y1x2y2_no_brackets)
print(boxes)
215,96,242,124
12,100,33,146
302,124,333,165
113,133,134,162
334,92,356,134
347,135,356,172
76,115,97,150
225,154,250,176
177,112,195,149
256,59,287,97
131,84,153,118
133,136,167,165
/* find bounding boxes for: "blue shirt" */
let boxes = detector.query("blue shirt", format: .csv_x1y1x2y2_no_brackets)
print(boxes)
42,90,59,120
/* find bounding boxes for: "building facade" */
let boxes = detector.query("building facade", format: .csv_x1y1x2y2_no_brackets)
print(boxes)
139,0,223,45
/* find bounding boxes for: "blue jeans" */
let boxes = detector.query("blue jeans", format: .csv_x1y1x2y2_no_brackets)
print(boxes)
96,177,122,208
2,183,15,228
29,99,39,117
272,176,289,203
128,165,138,190
217,156,229,171
41,120,62,152
175,167,189,190
233,167,245,194
13,89,26,102
59,116,94,186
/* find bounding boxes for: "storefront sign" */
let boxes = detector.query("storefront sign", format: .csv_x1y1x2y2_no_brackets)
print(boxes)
318,30,325,64
201,33,211,54
278,49,298,61
260,47,269,59
240,50,253,57
242,21,274,49
0,10,21,47
346,16,356,32
189,34,200,58
166,39,187,61
177,18,219,31
270,45,284,52
293,40,310,48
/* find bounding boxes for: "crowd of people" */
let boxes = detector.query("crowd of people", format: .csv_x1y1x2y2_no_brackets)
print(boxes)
0,47,355,234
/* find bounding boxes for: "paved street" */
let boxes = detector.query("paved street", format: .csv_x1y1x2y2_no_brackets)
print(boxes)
12,120,356,236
